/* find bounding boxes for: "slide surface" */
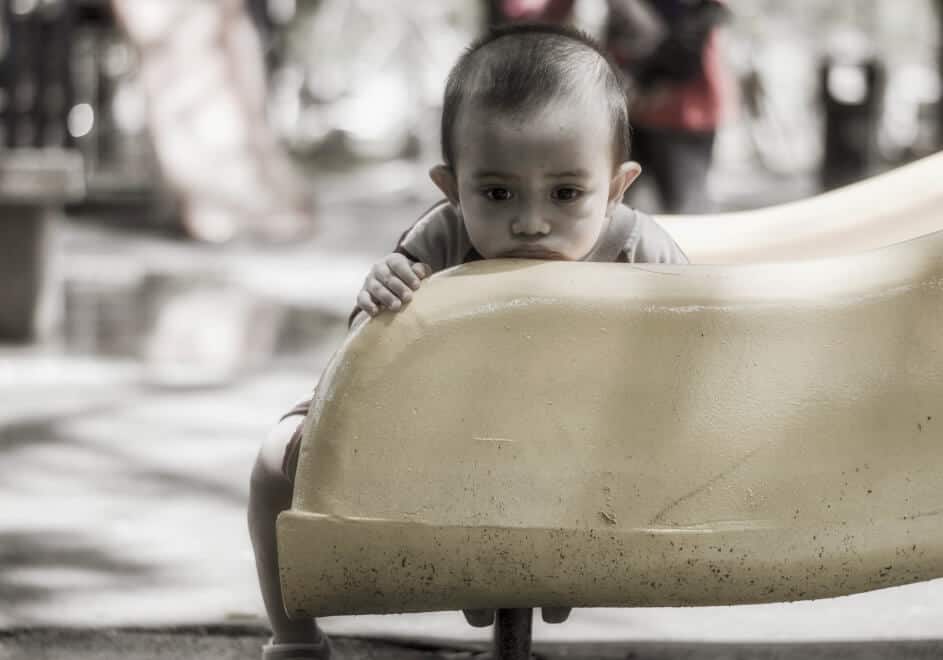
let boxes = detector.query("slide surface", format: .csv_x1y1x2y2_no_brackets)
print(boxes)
661,151,943,263
278,232,943,618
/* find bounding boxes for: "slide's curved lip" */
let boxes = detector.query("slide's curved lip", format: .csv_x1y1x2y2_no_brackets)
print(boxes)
419,227,943,315
661,151,943,264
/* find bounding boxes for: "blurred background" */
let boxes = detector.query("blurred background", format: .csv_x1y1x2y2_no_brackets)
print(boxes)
3,0,943,639
1,0,942,367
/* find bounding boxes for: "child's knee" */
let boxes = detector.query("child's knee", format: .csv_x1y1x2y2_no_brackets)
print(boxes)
252,417,302,495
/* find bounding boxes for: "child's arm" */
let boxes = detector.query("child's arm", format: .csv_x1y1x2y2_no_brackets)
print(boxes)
351,200,466,320
356,254,432,317
629,210,690,265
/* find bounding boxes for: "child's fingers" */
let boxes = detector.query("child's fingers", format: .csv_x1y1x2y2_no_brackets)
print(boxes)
381,274,414,304
411,262,432,279
388,255,422,290
359,255,427,317
373,260,412,301
371,260,394,285
366,279,402,311
356,290,379,316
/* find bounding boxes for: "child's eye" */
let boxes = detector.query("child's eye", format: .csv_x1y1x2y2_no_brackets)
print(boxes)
552,187,582,202
482,187,513,202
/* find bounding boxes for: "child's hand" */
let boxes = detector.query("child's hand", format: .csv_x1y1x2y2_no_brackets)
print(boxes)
356,253,432,317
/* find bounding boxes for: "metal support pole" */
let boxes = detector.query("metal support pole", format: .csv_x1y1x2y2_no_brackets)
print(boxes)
493,608,533,660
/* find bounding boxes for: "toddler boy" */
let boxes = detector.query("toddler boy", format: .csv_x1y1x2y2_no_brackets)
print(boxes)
248,22,688,660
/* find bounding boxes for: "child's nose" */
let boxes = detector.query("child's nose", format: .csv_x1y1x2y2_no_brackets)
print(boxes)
511,206,550,236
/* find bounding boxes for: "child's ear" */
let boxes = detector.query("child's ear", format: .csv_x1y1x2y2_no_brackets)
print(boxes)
607,161,642,214
429,165,460,208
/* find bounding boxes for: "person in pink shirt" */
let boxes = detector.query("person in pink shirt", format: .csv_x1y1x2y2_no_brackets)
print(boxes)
606,0,734,213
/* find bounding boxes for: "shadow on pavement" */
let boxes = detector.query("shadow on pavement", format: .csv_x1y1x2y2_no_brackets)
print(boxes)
0,532,156,624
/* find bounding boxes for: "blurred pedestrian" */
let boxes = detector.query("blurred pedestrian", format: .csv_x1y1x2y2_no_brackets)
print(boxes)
606,0,734,213
111,0,315,243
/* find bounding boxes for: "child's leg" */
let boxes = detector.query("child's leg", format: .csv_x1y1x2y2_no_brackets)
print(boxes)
248,416,324,645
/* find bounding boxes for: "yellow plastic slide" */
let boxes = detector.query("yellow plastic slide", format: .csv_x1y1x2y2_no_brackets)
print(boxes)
277,153,943,618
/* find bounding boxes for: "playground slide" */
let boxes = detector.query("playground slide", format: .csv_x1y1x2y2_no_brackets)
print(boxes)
278,228,943,618
661,151,943,263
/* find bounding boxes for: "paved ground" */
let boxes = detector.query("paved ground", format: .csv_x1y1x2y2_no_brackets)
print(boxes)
0,626,483,660
3,159,943,658
4,628,943,660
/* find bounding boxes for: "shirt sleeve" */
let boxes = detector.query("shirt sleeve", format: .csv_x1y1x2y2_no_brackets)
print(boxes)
394,201,469,273
626,212,690,265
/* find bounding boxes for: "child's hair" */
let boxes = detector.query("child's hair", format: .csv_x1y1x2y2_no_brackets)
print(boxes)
440,22,632,172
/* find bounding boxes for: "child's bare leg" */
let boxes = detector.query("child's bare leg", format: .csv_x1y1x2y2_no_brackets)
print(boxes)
248,417,322,644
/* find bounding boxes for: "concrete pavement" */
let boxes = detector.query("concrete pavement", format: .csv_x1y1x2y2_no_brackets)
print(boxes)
4,628,943,660
0,625,483,659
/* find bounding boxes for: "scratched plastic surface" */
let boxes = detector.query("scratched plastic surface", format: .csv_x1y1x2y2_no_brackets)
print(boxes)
278,228,943,619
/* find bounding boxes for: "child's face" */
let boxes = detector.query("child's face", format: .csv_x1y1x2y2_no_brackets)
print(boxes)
432,97,640,261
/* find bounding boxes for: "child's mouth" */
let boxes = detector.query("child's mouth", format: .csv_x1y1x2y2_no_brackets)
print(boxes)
500,246,567,260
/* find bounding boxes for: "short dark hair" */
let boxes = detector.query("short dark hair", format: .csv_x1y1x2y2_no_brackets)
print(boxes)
440,22,632,171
